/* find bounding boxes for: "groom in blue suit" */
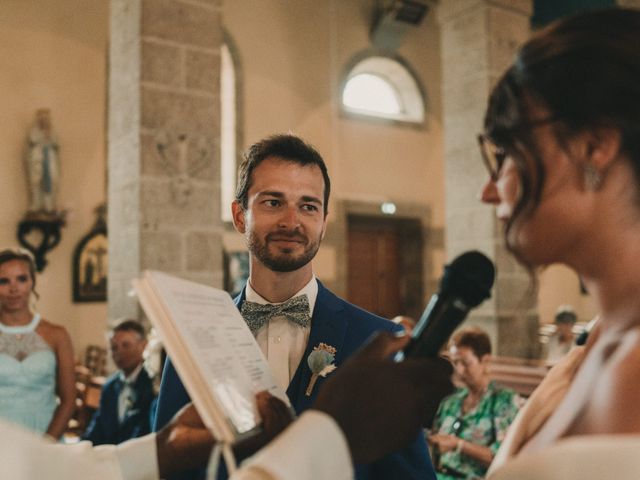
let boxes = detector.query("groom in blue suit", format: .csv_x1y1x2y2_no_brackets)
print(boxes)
153,134,435,479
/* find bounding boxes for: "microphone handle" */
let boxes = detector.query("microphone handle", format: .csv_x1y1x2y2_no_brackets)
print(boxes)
400,293,470,359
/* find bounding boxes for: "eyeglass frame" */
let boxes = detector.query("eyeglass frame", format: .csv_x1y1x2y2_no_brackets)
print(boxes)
477,116,561,180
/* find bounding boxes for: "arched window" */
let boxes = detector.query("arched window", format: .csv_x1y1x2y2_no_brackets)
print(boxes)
341,55,424,124
220,43,236,222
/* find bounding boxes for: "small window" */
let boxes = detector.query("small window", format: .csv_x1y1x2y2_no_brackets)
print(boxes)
341,56,424,124
343,73,402,115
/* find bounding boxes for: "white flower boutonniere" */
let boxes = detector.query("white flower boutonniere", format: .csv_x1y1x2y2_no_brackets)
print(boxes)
305,343,337,397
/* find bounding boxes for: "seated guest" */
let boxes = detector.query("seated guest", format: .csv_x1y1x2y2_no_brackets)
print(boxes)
429,328,522,479
83,320,156,445
543,305,577,363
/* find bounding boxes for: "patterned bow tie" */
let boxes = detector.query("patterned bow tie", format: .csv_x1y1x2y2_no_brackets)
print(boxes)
241,294,311,333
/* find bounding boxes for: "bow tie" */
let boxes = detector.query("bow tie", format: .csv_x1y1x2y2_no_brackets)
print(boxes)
241,294,311,333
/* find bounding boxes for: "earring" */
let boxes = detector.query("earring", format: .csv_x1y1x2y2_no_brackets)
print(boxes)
584,163,602,191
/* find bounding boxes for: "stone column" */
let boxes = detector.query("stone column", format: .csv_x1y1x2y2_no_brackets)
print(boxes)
437,0,538,357
109,0,223,320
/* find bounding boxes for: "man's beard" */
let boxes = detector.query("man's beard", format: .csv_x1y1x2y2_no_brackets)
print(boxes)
248,230,321,272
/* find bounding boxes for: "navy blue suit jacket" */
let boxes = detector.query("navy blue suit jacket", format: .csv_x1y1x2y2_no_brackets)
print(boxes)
83,367,155,445
153,280,435,479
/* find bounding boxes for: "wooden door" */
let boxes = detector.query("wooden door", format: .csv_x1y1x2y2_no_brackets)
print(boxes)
347,219,402,318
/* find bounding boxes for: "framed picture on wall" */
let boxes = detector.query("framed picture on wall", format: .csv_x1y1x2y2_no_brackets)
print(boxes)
73,218,107,303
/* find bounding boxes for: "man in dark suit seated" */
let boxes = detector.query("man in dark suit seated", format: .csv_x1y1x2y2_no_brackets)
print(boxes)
83,320,156,445
153,134,436,479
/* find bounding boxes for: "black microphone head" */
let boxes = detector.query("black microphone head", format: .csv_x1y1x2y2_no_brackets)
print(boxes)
440,251,495,308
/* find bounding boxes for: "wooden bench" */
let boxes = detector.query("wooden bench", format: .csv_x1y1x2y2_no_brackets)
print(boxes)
489,356,551,397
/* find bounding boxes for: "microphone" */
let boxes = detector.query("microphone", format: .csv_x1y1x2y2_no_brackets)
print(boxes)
398,251,495,360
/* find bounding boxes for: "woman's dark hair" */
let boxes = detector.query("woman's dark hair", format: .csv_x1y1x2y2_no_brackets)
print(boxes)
484,8,640,266
235,134,331,215
0,248,38,298
451,327,492,359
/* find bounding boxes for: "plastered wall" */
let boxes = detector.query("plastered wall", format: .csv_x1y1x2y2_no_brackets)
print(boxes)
0,0,596,361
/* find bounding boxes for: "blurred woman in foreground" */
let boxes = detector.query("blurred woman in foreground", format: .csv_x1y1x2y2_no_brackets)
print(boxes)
478,8,640,479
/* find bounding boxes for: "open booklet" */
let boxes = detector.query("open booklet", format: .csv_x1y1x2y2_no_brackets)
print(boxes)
133,270,291,446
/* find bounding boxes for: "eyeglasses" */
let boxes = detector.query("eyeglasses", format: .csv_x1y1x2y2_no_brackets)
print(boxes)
477,135,506,181
477,116,560,180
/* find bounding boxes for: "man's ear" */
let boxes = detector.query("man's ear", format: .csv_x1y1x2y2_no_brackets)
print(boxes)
232,201,246,234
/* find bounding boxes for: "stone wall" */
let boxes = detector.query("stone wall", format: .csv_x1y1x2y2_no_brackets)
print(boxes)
109,0,224,321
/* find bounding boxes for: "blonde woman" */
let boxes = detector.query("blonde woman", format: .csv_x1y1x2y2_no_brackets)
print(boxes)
0,248,75,438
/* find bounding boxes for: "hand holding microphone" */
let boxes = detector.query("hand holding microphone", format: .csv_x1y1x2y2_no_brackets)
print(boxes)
399,250,495,360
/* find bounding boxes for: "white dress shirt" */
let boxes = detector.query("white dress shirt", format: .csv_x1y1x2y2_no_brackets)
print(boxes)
245,277,317,391
118,363,144,423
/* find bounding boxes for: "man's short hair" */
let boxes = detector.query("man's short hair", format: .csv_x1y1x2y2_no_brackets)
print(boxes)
235,134,331,215
554,305,577,324
112,319,146,340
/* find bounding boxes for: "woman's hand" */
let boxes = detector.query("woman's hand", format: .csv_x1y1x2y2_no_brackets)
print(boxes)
428,433,460,453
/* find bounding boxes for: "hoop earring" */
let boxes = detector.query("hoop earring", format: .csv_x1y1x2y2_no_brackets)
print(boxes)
584,163,602,191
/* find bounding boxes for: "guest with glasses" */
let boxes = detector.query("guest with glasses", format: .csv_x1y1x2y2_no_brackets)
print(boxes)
428,328,522,479
0,248,75,439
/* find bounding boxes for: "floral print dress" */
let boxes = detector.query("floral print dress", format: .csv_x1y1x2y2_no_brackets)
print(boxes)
430,382,523,479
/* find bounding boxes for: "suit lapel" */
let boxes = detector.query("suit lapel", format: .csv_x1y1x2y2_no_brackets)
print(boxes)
286,280,348,413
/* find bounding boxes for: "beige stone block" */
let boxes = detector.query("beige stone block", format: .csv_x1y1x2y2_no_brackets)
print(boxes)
444,149,488,212
110,182,140,228
140,132,165,176
140,231,182,271
141,131,216,180
446,208,496,249
494,275,536,312
109,134,141,189
142,40,181,86
186,49,220,93
443,109,486,149
441,80,488,116
442,45,487,85
141,0,222,49
141,87,219,135
186,231,223,271
497,312,539,358
438,0,531,23
109,76,140,142
141,181,218,229
440,6,486,52
488,8,531,73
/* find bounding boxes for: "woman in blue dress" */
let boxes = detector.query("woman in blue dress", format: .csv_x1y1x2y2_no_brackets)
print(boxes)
0,248,75,438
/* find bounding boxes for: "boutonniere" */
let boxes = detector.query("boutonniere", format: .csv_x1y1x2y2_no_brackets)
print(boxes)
305,343,337,396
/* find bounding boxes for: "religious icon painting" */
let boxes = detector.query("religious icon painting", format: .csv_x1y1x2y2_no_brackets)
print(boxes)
73,207,107,302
